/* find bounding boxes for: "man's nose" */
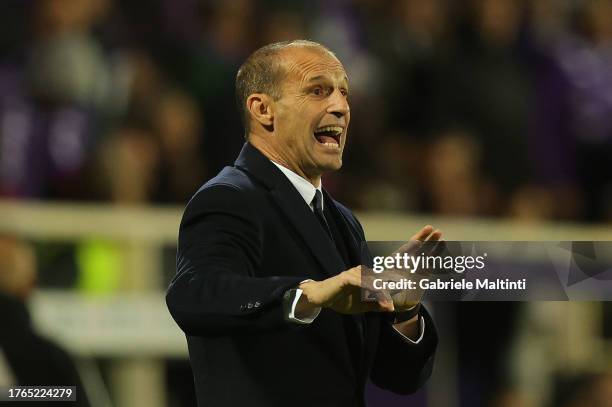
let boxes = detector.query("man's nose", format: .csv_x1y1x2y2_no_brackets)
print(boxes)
327,89,350,118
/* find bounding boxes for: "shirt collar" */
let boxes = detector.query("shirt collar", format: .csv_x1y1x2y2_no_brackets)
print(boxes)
270,161,323,209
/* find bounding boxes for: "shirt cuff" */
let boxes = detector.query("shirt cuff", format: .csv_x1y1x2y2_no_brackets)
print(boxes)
392,315,426,344
284,279,321,324
287,288,321,324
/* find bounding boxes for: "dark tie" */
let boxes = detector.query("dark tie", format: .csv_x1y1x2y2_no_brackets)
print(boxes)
312,190,333,240
313,190,366,374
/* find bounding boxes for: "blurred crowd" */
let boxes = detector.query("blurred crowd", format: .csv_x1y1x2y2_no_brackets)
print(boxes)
1,0,612,222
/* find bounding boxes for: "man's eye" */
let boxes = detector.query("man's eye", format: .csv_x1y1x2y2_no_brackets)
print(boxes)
312,87,323,96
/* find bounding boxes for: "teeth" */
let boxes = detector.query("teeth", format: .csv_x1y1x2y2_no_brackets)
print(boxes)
314,126,343,135
322,142,339,148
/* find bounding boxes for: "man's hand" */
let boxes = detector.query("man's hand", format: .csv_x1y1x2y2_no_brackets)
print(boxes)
296,266,395,316
295,225,443,318
389,225,443,311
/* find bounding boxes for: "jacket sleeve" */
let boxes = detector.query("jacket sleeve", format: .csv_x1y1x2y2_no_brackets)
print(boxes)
166,184,304,336
369,306,438,394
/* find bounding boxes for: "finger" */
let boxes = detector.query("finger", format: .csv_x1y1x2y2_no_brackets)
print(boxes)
363,300,394,313
375,287,393,302
431,239,446,256
423,230,442,252
410,225,434,241
339,266,364,287
391,288,421,305
362,288,381,303
411,225,433,241
396,240,421,255
378,299,395,312
374,288,395,311
353,266,386,291
426,229,442,241
420,230,442,257
342,274,361,288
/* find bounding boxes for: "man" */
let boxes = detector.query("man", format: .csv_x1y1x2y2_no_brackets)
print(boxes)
0,237,90,407
166,40,440,407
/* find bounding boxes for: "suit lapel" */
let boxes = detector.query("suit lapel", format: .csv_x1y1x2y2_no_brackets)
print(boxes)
323,191,362,266
270,186,346,277
234,143,346,277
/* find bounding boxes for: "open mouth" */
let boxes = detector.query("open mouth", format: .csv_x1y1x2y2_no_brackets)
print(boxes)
313,126,343,149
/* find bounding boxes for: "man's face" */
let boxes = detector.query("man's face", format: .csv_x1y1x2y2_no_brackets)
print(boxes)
271,47,350,181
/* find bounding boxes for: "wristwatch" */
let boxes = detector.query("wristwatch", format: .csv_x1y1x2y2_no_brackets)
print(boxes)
394,303,421,323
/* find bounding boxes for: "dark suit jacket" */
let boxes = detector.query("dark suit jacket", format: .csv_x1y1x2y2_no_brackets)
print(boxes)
166,142,438,407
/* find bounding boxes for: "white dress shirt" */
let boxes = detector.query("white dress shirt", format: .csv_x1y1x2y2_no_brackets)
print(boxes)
270,161,425,344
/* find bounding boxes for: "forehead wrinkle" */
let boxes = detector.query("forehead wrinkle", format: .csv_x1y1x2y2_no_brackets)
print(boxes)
307,73,349,85
281,49,347,89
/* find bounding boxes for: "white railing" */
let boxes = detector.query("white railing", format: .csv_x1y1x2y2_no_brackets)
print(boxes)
1,199,610,407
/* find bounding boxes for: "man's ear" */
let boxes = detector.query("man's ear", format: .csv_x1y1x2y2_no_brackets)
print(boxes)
246,93,274,129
